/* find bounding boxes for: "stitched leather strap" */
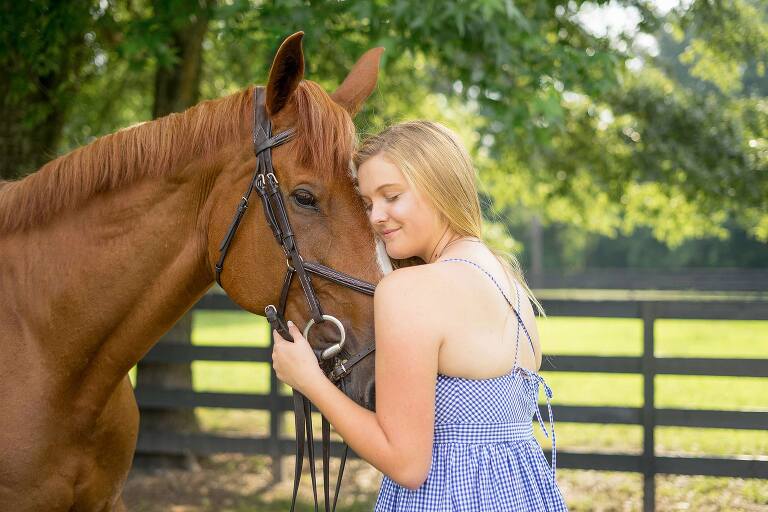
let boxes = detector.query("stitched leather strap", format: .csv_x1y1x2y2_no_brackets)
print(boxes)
304,262,376,296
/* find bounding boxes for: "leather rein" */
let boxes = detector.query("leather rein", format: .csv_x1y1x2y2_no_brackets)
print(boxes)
215,87,377,512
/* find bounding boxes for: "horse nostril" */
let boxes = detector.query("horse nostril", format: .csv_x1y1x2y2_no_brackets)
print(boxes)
364,380,376,410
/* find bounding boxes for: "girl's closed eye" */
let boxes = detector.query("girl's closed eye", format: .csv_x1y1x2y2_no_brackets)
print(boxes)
385,194,400,202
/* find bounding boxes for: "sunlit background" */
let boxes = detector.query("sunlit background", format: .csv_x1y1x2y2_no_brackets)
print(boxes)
3,0,766,510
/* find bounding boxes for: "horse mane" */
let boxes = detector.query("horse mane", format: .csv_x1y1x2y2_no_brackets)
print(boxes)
293,80,356,179
0,81,355,234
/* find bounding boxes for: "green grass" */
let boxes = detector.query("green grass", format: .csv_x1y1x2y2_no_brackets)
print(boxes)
192,310,270,346
191,361,271,393
538,316,643,356
537,316,768,358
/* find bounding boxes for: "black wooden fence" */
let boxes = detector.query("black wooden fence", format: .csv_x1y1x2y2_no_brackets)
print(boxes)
134,292,768,512
529,267,768,292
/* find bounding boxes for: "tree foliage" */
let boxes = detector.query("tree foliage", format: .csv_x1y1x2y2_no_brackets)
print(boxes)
3,0,767,251
0,0,101,178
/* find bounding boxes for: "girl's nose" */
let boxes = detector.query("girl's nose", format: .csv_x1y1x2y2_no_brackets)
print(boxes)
369,202,388,224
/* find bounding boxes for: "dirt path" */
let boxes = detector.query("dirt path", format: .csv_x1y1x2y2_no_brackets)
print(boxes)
123,454,381,512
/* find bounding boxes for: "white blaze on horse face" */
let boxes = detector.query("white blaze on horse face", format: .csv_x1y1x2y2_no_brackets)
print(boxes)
350,159,392,275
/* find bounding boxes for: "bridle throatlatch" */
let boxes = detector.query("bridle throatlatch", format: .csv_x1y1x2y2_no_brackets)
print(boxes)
215,87,377,512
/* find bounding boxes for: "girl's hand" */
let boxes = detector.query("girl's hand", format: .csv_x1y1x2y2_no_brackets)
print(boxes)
272,320,325,395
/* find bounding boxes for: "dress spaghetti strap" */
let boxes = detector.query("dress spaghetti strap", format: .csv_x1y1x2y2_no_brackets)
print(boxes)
438,257,559,482
439,257,537,369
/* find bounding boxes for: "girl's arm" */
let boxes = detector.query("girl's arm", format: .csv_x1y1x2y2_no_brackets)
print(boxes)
303,268,442,489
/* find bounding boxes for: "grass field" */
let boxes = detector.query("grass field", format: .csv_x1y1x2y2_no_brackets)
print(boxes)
126,310,768,511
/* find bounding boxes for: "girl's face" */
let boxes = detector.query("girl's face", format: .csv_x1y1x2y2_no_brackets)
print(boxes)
357,153,445,261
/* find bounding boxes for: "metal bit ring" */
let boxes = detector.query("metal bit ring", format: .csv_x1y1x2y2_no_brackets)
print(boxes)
303,315,346,360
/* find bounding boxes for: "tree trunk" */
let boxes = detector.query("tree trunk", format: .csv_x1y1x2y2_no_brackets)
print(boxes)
0,88,67,180
134,312,201,470
151,1,212,119
0,1,92,180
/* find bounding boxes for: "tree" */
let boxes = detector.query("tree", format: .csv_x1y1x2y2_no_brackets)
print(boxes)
151,0,214,118
5,0,766,255
0,1,100,179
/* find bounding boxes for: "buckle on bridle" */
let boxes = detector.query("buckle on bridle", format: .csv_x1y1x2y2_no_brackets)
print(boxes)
286,253,304,271
329,359,348,382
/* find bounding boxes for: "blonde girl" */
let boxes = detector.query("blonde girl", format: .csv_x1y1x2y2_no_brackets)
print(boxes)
272,121,568,511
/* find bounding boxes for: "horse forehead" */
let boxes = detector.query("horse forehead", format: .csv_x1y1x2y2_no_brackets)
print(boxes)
279,160,358,190
321,172,358,194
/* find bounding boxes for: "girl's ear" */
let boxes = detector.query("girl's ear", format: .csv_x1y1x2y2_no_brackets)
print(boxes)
266,32,305,115
331,47,385,116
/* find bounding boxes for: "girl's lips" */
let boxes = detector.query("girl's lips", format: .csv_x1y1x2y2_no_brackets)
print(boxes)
382,228,400,238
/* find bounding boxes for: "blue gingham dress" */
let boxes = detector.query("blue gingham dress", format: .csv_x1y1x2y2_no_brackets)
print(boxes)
375,258,568,511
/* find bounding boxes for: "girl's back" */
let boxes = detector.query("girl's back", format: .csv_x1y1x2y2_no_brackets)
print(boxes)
374,252,569,511
430,247,542,379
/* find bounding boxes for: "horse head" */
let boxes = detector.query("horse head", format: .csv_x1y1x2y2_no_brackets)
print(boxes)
207,33,386,409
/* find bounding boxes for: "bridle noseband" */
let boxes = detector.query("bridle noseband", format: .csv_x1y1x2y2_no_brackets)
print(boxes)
215,87,377,512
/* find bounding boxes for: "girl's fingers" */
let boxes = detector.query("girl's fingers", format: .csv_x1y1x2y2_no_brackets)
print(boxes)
273,329,287,343
286,321,308,344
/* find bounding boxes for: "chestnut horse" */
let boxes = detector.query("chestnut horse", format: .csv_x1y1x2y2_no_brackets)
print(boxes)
0,33,386,511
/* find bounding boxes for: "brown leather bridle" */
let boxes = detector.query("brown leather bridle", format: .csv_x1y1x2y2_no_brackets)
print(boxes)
215,87,377,512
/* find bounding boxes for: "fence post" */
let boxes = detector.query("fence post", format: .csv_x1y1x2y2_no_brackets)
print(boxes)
641,302,656,512
269,329,285,484
134,310,201,469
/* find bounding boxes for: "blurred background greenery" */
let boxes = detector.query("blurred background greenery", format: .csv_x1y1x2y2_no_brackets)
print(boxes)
4,2,766,510
3,0,767,273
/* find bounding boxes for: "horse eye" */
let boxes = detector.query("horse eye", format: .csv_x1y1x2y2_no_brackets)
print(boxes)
292,189,318,209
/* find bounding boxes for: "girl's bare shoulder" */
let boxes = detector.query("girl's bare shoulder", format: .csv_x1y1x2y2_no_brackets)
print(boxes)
376,263,455,296
373,265,455,323
373,266,448,349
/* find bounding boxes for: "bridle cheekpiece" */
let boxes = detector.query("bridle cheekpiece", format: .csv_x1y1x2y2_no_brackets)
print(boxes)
214,86,377,512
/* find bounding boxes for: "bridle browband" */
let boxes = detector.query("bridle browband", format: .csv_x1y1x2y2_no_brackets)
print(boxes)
215,87,377,512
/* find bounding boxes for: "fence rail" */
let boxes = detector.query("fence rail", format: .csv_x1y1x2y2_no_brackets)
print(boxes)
134,292,768,512
529,268,768,291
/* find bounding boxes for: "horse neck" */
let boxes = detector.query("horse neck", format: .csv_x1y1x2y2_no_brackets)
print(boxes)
1,152,226,418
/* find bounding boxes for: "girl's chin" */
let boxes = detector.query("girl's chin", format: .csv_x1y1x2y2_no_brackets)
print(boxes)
385,245,417,261
383,241,404,258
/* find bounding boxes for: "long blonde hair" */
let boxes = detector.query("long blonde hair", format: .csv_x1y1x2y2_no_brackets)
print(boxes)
353,121,545,316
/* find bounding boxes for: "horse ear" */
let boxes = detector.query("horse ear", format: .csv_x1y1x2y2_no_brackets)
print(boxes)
266,32,305,116
331,47,385,116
